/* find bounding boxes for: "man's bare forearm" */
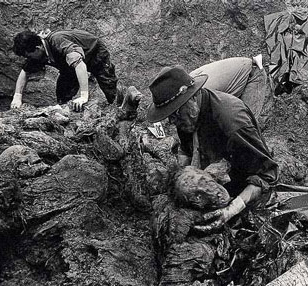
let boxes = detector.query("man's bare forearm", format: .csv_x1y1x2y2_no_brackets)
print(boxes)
11,69,28,108
239,184,262,205
15,69,28,95
72,61,89,111
75,61,88,99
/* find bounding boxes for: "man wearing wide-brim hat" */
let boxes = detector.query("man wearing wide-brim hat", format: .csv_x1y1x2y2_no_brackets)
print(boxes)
147,65,279,231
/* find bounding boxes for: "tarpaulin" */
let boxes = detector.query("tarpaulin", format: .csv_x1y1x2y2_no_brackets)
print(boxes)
264,10,308,89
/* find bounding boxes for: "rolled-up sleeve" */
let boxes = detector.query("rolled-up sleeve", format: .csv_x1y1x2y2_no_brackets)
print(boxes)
52,37,85,67
66,51,84,68
227,126,279,192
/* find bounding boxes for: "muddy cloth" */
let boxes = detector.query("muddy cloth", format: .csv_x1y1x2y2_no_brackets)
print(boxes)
23,30,117,104
178,89,279,197
190,57,269,118
264,10,308,91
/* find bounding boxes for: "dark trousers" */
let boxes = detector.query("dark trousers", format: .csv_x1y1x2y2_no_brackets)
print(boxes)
56,41,118,104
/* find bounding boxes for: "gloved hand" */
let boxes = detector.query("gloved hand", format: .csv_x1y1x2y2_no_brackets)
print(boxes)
11,93,22,109
72,91,88,112
194,196,246,232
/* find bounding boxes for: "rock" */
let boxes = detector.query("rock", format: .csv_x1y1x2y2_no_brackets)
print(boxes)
174,166,231,210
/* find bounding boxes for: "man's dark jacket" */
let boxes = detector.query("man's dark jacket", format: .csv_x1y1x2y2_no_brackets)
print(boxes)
178,88,279,196
23,29,107,74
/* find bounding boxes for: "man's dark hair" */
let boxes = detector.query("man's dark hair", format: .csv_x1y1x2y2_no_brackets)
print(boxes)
13,30,41,57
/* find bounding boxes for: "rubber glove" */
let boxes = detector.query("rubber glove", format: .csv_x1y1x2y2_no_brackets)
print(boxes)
11,93,22,109
72,91,88,112
194,196,246,232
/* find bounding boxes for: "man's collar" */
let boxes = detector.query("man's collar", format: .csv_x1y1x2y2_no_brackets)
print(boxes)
38,28,51,39
38,29,55,65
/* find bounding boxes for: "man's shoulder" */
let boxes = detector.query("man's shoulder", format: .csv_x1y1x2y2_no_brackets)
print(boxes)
205,88,254,134
48,29,96,39
206,88,244,105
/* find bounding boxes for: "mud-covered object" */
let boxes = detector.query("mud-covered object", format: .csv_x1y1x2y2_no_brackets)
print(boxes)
0,147,27,235
16,131,72,161
175,166,231,210
23,117,63,133
0,176,22,235
141,134,178,167
266,136,308,184
22,154,108,219
117,86,143,120
152,195,201,246
152,195,214,285
118,130,178,211
94,127,125,161
203,159,231,186
0,145,50,179
152,195,225,285
152,162,235,285
159,241,215,286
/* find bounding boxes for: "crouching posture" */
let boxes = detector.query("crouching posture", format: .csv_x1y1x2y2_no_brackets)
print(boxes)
11,29,118,111
147,65,279,230
191,55,268,119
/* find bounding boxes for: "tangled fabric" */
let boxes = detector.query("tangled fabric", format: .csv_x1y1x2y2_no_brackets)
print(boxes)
264,9,308,87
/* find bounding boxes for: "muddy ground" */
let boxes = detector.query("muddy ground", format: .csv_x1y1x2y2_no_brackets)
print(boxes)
1,0,308,285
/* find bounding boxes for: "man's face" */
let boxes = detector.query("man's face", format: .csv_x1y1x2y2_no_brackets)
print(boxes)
168,94,200,133
24,46,47,62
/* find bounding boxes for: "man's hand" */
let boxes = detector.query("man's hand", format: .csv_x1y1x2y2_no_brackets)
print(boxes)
72,90,89,112
194,208,233,232
72,97,88,112
194,196,246,232
11,93,22,109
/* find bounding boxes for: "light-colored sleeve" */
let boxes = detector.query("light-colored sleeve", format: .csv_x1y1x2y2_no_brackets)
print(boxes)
66,51,84,68
190,57,252,97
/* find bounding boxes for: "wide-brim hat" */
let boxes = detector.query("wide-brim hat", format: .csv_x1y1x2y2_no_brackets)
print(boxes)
147,65,208,123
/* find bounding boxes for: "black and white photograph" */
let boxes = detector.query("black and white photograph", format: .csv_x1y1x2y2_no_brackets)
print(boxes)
1,0,308,285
